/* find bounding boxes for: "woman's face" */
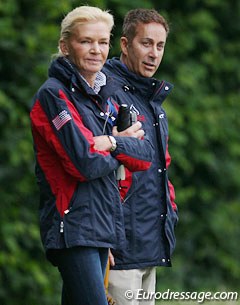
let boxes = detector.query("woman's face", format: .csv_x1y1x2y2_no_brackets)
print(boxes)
61,21,110,86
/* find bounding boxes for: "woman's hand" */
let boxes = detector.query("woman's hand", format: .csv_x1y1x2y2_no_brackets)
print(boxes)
112,122,144,139
93,121,144,151
93,135,112,151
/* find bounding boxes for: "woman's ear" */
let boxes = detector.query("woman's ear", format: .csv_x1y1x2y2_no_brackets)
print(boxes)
120,37,129,56
59,39,69,56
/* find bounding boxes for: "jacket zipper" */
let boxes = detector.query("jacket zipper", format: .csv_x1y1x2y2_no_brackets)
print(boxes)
60,221,64,233
60,209,70,233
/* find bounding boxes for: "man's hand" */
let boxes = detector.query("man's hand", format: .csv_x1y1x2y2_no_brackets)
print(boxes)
113,121,144,139
109,249,115,267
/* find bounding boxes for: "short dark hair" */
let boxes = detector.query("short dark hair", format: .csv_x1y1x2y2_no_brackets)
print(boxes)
122,8,169,42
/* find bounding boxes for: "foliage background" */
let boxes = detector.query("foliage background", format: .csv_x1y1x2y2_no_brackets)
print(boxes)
0,0,239,304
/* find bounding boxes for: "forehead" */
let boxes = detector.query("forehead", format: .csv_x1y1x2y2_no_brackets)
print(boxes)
134,22,167,42
71,21,111,39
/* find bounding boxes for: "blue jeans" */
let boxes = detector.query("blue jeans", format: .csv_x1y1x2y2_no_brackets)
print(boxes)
48,246,109,305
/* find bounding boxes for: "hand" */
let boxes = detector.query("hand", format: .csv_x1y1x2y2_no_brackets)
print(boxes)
112,122,144,139
109,249,115,267
93,135,112,151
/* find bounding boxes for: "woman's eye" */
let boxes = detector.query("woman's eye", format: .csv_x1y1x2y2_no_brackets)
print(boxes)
157,45,164,51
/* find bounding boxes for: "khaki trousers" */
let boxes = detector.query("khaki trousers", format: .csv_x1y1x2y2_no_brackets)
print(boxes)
108,267,156,305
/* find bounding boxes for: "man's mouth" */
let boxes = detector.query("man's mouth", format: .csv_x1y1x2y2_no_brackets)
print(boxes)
143,62,156,69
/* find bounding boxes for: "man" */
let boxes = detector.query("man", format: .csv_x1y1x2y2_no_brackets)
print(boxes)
101,8,178,305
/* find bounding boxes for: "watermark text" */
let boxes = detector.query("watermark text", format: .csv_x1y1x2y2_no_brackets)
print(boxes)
124,288,239,303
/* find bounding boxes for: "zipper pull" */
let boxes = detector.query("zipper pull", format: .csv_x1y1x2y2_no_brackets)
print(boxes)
60,221,64,233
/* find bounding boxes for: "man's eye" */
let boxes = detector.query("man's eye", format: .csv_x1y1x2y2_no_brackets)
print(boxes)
143,41,150,46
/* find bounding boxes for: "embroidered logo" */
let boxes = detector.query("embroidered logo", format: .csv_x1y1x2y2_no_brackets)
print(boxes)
52,110,72,131
130,104,145,122
130,104,140,115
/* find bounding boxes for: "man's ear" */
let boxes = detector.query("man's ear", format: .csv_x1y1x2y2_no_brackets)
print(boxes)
59,39,69,56
120,37,128,56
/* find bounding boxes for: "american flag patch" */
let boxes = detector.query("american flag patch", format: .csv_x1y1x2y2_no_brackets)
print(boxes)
52,110,72,130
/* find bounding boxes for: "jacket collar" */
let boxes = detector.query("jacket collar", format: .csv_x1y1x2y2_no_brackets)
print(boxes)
48,57,105,97
104,57,173,100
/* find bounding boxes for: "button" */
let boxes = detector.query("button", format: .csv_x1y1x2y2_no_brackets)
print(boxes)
71,87,75,92
165,86,169,91
100,112,105,116
162,258,166,263
160,214,164,217
152,82,156,86
159,114,164,119
158,169,162,173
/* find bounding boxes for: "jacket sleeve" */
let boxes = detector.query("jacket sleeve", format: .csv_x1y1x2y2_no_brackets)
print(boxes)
30,86,119,181
166,142,177,211
105,97,153,172
111,135,153,172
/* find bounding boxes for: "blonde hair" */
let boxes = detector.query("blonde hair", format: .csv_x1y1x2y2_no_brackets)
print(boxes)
57,6,114,57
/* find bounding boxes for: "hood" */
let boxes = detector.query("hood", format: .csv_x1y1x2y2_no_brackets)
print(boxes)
49,57,77,84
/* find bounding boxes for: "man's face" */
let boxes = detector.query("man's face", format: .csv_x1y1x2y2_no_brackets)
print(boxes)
121,22,167,78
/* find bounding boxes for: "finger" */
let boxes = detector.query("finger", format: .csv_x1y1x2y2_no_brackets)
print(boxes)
109,250,115,266
135,129,145,139
112,126,118,136
128,121,142,132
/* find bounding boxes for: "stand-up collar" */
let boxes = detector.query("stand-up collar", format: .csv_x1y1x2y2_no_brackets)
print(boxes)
104,58,163,96
48,57,106,96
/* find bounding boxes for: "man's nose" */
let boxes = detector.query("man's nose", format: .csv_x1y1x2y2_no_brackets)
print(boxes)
149,45,159,58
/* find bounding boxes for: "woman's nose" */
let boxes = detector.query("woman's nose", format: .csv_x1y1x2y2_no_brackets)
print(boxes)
90,42,101,53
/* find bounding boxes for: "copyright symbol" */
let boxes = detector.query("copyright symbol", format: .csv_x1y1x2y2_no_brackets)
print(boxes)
125,289,134,300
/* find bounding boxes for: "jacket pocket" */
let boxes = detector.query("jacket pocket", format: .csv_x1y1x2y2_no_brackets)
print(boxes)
66,199,93,234
165,207,178,256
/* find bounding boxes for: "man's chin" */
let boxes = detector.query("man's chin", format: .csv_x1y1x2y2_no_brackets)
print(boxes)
141,70,155,78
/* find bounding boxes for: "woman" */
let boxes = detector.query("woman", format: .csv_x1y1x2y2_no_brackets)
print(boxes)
30,6,153,305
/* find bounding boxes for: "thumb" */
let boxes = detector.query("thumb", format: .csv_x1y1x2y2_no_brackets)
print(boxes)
112,126,118,137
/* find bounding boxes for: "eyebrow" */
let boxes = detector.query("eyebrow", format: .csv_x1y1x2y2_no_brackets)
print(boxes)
142,38,165,44
78,35,109,39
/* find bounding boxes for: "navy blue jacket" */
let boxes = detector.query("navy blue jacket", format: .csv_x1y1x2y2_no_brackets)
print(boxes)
30,57,153,252
101,58,178,269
